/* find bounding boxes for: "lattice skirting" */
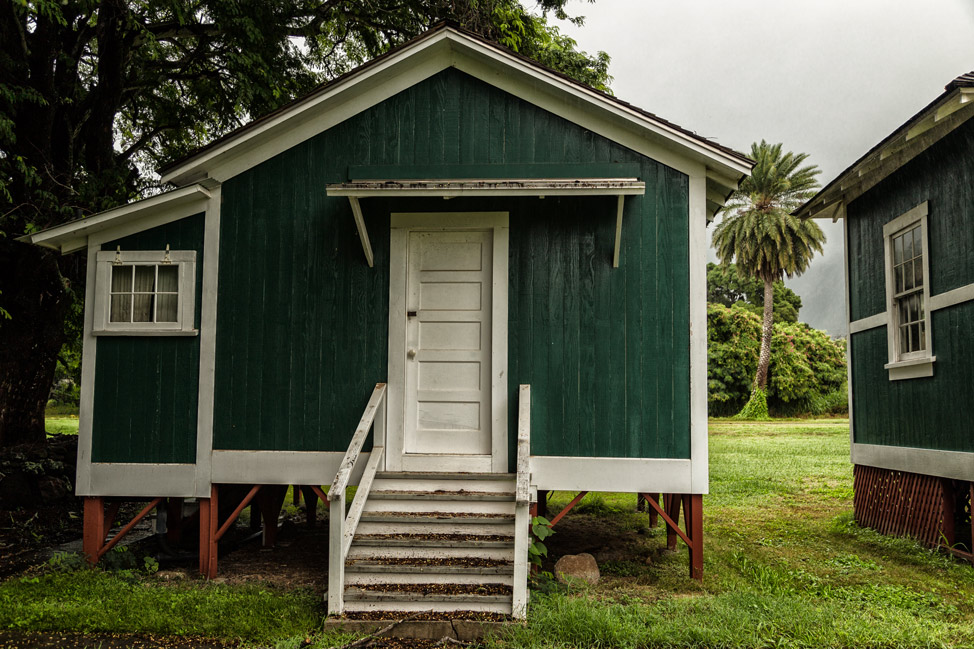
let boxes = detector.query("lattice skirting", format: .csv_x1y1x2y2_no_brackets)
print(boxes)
853,464,973,557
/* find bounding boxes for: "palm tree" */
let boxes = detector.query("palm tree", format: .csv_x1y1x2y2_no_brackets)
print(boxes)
712,141,825,416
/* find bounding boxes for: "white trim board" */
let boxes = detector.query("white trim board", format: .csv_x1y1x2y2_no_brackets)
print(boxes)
211,450,373,486
83,464,198,498
194,185,223,497
160,28,750,188
529,456,696,493
688,167,709,494
853,443,973,482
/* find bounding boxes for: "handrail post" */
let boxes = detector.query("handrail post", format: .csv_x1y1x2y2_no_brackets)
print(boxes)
327,488,345,615
513,384,531,619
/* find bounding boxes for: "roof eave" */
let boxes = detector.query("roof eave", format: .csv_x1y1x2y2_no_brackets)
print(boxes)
797,85,974,220
17,185,211,254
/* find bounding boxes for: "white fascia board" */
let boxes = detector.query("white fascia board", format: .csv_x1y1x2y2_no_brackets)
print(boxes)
19,185,211,254
160,29,751,187
325,179,646,198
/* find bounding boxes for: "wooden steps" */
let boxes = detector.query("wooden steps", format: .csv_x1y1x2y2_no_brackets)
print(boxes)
336,472,521,615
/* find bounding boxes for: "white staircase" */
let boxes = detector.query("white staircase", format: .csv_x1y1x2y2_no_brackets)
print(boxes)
342,472,519,615
327,384,533,620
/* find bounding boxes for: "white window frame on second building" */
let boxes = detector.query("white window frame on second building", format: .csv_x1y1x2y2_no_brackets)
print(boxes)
882,201,934,380
91,249,198,336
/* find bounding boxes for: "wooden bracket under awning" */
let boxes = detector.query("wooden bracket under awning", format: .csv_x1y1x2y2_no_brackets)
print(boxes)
325,178,646,268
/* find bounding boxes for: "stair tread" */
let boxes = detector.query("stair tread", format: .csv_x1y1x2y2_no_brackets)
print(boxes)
346,559,513,575
370,489,515,501
345,583,512,603
360,512,514,520
353,533,514,548
376,472,515,481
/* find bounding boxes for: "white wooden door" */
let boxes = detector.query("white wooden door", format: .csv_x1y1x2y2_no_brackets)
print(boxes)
403,230,493,464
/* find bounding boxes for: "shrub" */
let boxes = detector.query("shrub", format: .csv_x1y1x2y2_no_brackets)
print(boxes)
708,303,846,417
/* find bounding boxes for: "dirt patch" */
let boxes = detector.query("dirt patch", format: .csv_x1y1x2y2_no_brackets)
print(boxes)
541,511,659,569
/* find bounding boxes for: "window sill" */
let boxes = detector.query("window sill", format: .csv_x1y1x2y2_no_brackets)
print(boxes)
92,329,199,337
884,356,935,381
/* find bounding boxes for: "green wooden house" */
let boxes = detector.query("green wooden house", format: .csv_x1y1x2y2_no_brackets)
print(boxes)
798,72,974,560
21,23,751,615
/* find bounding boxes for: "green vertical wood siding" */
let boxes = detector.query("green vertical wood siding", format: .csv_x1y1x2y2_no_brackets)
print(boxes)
848,117,974,453
213,68,690,459
91,213,204,464
851,301,974,452
848,118,974,321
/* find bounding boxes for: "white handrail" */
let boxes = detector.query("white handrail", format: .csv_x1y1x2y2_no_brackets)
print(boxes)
329,383,387,500
328,383,387,616
512,384,531,619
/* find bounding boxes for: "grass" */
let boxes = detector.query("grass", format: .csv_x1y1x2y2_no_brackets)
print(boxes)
4,418,973,647
502,418,974,648
45,416,79,437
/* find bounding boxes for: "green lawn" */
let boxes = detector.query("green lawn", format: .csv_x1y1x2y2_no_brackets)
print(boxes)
45,416,79,436
3,418,973,648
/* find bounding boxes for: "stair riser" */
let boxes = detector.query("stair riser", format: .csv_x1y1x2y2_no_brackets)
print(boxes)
347,546,513,561
345,573,514,586
355,520,515,536
341,600,513,615
371,478,515,493
353,537,514,549
362,500,515,515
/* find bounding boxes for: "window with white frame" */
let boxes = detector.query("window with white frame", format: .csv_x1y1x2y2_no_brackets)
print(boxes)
92,248,197,335
891,224,925,357
883,201,933,378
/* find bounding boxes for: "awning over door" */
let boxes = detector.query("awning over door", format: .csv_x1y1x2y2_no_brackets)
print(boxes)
325,178,646,268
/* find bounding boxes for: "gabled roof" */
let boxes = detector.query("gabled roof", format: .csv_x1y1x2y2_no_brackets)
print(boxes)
797,71,974,220
159,22,751,191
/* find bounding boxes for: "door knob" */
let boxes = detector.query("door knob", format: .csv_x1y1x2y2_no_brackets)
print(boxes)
407,349,417,359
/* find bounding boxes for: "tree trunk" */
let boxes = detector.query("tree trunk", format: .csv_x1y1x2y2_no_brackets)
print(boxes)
0,240,72,447
753,278,774,390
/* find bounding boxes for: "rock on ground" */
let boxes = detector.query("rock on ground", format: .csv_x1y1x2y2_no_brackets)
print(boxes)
554,552,600,585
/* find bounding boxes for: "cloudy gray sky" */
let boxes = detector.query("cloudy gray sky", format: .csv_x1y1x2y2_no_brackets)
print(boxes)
554,0,974,335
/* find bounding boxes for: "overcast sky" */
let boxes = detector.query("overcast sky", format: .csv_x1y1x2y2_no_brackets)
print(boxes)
553,0,974,335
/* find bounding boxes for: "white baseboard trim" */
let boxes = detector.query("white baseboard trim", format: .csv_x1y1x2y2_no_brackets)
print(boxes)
852,443,973,481
81,463,197,497
529,456,698,494
210,450,370,486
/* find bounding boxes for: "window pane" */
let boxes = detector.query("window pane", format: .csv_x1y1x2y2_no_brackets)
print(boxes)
910,323,920,352
895,265,904,293
903,230,913,261
133,294,153,322
893,235,903,265
157,265,178,292
111,265,132,293
110,294,131,322
914,257,923,287
900,324,910,354
134,266,155,292
898,299,909,325
918,320,926,351
157,294,178,322
909,294,920,322
905,260,916,291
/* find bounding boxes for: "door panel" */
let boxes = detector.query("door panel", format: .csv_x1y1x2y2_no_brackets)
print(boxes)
404,230,492,457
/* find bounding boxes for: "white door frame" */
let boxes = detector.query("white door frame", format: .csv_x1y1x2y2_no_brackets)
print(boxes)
386,212,509,473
